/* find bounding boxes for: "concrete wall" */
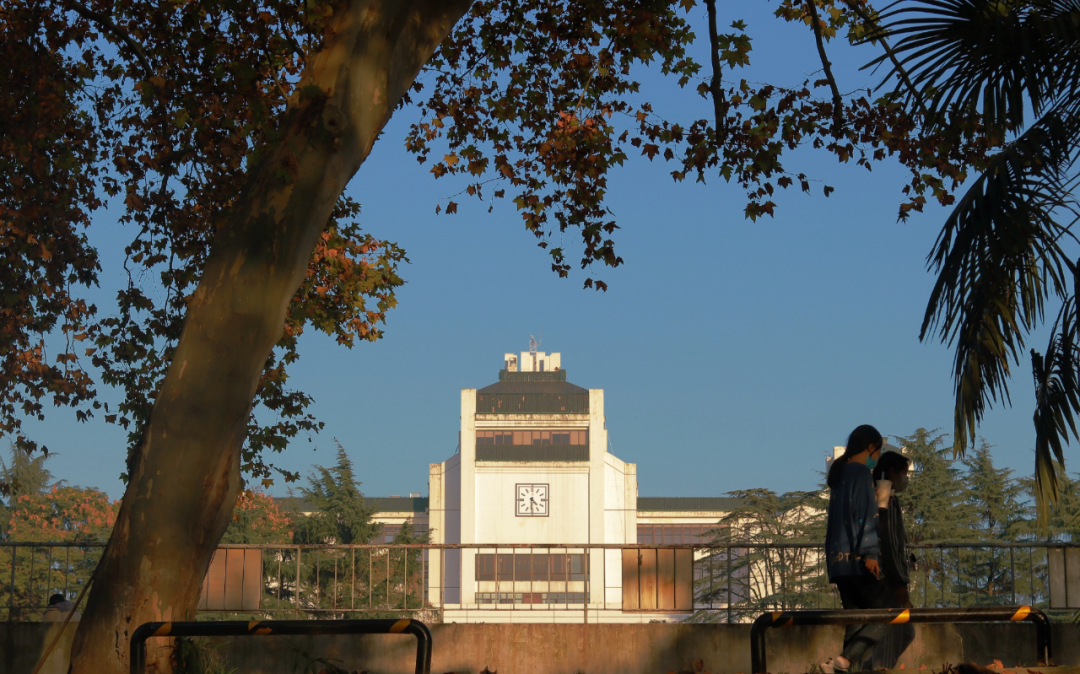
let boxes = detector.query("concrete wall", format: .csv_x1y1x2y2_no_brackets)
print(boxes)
5,622,1077,674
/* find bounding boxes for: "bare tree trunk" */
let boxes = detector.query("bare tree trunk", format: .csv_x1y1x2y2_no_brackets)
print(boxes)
69,2,471,671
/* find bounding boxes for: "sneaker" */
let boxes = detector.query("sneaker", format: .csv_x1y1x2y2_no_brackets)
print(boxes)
819,657,850,673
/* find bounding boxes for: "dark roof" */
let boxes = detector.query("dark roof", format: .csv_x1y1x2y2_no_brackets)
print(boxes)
637,497,744,512
273,496,428,513
366,497,428,513
478,380,588,395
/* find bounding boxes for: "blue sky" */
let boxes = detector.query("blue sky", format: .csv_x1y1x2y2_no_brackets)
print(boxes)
14,3,1060,500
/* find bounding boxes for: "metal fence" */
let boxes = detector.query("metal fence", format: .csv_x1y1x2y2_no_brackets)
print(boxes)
2,541,1077,622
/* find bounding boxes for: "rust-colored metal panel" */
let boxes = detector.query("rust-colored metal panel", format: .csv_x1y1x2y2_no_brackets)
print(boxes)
1049,547,1080,609
639,549,657,610
622,549,639,610
198,549,262,611
675,548,693,610
200,549,226,610
657,549,676,609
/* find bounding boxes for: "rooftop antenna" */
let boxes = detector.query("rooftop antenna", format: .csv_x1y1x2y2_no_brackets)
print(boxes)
529,330,540,371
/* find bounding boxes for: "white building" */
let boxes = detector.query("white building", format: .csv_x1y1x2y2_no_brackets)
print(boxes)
367,348,741,623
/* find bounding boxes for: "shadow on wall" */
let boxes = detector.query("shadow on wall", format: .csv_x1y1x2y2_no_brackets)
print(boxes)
3,622,1077,674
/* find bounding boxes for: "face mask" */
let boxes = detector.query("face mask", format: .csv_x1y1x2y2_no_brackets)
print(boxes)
866,448,880,470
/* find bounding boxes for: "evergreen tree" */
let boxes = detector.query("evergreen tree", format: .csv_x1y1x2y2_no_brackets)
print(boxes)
893,429,978,608
959,441,1028,604
1017,463,1080,542
962,441,1028,540
291,441,378,546
895,429,978,545
287,442,394,615
371,520,431,616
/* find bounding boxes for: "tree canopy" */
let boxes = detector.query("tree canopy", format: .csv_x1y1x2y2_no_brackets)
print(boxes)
1,0,1008,483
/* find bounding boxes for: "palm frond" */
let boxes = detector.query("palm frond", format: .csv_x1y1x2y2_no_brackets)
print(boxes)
874,0,1080,131
920,110,1078,456
1030,258,1080,528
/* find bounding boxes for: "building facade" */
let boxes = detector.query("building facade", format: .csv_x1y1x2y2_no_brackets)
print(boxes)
367,349,740,622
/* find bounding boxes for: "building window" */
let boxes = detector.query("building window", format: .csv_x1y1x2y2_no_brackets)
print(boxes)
476,592,587,605
636,523,722,545
475,553,588,581
476,429,588,446
379,522,428,544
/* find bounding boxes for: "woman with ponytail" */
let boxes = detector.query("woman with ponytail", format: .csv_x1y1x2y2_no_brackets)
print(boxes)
820,424,891,673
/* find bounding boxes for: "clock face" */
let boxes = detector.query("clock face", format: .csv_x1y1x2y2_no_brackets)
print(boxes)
516,483,549,517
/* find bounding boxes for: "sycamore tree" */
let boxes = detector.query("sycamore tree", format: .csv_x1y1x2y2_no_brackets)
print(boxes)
1,0,1040,670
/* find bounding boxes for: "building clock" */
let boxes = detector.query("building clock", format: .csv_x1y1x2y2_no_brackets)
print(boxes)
516,483,549,517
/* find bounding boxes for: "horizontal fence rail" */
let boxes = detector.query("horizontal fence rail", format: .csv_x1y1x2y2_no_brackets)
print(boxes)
3,541,1078,622
130,618,432,674
750,606,1052,674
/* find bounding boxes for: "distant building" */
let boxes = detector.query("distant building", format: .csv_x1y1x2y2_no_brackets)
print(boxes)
410,347,737,622
281,346,742,621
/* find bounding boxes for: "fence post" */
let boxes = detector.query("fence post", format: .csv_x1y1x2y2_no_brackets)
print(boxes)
726,544,732,624
9,546,15,621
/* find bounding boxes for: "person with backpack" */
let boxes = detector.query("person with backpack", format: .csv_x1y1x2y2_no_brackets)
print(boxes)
820,424,892,673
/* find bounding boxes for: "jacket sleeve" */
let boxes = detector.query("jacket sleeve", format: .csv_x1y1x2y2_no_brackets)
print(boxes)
853,470,879,560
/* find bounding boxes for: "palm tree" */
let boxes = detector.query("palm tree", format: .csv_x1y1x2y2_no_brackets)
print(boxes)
874,0,1080,525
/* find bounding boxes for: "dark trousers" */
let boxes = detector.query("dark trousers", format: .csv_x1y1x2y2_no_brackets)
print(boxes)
866,583,916,669
867,622,916,669
834,575,894,664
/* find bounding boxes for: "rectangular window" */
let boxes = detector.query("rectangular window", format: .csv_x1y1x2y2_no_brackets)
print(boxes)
475,592,587,605
637,523,724,545
477,429,587,446
475,553,589,581
475,431,513,445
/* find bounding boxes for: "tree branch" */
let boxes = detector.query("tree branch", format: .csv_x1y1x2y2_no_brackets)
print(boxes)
805,0,843,135
840,0,929,117
63,1,154,79
704,0,727,146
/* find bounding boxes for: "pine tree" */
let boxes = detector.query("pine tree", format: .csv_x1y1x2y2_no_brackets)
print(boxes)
894,429,979,608
1043,469,1080,542
896,429,978,544
287,442,385,614
959,441,1028,604
962,441,1028,540
1017,463,1080,542
291,441,377,546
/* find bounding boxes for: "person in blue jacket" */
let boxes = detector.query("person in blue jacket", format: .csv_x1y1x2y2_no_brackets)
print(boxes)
820,424,892,673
